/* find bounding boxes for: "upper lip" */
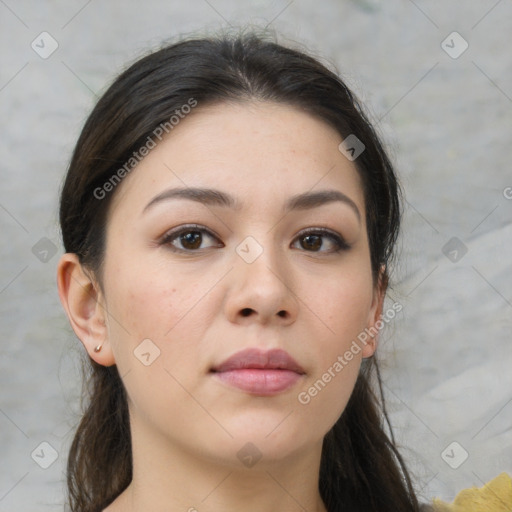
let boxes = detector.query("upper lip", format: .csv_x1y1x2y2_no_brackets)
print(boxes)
211,348,305,374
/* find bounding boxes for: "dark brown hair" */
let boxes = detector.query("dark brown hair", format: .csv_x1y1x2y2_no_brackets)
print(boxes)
60,30,421,512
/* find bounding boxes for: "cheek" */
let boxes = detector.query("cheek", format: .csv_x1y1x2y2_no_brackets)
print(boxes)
293,266,374,429
108,275,176,339
101,259,214,416
300,265,374,350
102,257,200,358
106,249,212,328
102,253,226,382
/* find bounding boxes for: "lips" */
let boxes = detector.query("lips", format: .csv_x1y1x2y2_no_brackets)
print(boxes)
210,348,305,396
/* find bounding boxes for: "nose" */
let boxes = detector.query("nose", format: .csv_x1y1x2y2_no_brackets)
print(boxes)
223,245,299,326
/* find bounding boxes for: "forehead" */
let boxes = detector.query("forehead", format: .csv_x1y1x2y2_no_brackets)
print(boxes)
109,101,365,218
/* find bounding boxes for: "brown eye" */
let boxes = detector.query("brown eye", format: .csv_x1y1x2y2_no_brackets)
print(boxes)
292,229,350,253
300,234,322,251
161,225,223,252
180,231,202,250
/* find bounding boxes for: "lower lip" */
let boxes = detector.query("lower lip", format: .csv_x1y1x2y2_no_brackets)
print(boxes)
213,369,302,395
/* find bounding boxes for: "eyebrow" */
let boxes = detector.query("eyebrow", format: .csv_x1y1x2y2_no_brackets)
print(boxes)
143,187,237,213
142,187,361,222
285,190,361,222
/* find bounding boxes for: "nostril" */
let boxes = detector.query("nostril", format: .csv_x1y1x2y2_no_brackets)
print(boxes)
238,308,289,319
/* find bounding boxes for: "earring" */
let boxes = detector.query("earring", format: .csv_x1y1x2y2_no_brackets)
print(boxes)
94,344,103,353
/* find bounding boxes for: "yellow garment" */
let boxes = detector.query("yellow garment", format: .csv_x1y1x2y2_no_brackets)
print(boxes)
433,473,512,512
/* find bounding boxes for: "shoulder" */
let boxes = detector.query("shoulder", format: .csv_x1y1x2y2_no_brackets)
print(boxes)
428,473,512,512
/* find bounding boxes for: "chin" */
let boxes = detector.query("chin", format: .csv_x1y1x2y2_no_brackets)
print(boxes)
221,417,317,460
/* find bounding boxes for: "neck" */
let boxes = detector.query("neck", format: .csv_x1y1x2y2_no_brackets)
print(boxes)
108,416,328,512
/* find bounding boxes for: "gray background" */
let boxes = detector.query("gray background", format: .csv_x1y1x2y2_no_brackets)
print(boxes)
1,0,511,510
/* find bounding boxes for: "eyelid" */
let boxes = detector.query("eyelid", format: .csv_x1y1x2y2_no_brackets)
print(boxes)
159,224,223,250
292,227,350,252
158,224,349,253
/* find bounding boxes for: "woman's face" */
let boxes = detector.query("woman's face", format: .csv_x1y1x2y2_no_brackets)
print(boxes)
99,101,383,467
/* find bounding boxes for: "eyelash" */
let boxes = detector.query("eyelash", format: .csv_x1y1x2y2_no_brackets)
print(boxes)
159,224,350,254
292,227,350,253
159,224,223,252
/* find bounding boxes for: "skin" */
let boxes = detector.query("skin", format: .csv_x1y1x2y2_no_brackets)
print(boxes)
57,101,385,512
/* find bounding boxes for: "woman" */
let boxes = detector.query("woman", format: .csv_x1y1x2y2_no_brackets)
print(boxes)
57,30,429,511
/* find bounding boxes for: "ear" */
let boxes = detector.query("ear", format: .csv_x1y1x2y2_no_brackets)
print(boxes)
57,253,116,366
361,265,387,358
